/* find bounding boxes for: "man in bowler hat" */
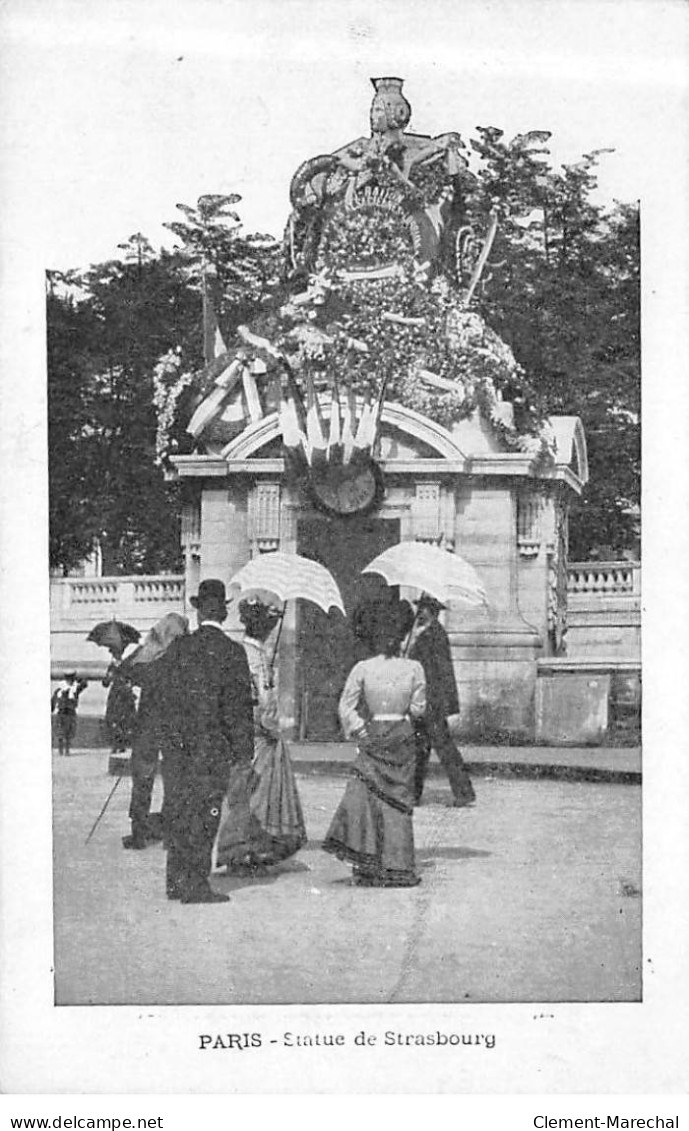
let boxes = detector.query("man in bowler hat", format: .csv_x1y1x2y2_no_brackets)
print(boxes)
409,595,476,807
162,579,255,903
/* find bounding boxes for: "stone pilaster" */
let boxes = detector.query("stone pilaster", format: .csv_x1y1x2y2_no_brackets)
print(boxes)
446,476,542,740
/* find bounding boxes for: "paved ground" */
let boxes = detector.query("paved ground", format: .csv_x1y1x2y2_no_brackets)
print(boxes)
53,750,641,1007
289,741,641,781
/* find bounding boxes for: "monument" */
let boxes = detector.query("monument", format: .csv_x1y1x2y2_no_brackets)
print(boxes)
170,78,588,741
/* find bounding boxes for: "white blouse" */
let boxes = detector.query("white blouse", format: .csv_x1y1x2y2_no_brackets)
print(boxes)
338,655,427,739
243,636,280,737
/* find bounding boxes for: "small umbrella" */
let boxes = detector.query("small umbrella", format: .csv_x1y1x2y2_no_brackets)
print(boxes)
230,552,345,615
230,552,345,669
86,619,141,653
361,542,488,607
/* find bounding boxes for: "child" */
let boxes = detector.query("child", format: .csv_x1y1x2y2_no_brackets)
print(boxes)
51,672,88,756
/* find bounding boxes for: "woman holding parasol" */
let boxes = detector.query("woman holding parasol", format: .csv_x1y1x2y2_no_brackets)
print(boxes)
213,551,344,874
361,542,487,808
88,620,141,755
322,598,426,887
214,593,307,873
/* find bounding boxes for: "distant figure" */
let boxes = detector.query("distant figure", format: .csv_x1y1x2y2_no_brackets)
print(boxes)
408,595,476,807
122,612,190,850
322,600,426,888
51,672,88,756
102,646,137,754
215,598,306,873
162,579,255,904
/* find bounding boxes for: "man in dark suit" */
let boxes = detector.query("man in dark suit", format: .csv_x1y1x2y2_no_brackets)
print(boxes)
409,596,476,808
162,579,255,904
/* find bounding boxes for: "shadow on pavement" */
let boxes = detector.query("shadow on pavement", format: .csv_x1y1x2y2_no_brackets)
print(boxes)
213,858,311,892
417,846,492,861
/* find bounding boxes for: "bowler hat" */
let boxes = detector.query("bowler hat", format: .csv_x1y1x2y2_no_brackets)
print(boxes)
190,578,229,609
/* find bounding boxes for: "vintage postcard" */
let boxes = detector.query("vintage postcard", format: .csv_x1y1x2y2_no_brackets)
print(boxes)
1,0,688,1102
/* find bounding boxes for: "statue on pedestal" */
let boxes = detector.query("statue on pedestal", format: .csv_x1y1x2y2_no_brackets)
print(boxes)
183,77,553,478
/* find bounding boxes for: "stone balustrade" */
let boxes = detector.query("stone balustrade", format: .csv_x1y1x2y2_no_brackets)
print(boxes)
567,561,640,597
51,575,185,617
565,561,640,662
50,575,186,678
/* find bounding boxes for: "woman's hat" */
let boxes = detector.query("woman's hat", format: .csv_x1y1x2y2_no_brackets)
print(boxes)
238,597,282,632
414,594,446,615
190,578,230,609
130,612,189,665
239,596,281,617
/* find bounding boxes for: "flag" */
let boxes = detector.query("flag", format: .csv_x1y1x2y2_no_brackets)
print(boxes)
353,385,374,456
326,376,343,466
187,358,245,437
305,372,327,470
202,268,226,364
278,372,308,477
341,380,357,465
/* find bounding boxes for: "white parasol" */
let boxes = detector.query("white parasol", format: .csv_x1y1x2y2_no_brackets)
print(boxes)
230,552,345,615
230,552,345,671
361,542,488,607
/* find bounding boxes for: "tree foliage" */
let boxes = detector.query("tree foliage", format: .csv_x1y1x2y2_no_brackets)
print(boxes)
464,133,640,557
47,241,202,573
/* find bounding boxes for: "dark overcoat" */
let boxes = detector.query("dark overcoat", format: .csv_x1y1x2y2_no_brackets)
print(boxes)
409,619,460,722
162,624,255,789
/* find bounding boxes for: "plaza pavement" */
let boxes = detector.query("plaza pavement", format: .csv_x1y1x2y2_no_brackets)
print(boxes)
53,747,642,1007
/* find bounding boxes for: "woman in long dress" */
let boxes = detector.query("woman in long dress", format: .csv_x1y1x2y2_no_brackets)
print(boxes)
322,600,426,887
102,645,137,753
215,598,307,873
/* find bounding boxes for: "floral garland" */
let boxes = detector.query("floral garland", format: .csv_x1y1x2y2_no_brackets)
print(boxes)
152,348,194,465
156,157,553,464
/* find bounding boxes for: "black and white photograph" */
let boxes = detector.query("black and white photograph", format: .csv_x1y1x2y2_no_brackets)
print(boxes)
1,0,688,1102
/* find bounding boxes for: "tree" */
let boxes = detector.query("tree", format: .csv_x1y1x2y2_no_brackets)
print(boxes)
47,205,280,575
47,241,202,573
47,277,103,572
465,134,640,558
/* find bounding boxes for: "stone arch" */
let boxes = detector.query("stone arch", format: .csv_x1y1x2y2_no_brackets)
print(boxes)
220,399,469,463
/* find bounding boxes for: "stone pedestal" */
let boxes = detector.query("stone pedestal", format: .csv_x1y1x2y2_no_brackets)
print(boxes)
170,402,587,743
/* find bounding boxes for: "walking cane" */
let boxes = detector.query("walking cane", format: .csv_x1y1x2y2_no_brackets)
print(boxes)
268,605,287,685
403,599,424,657
84,774,123,845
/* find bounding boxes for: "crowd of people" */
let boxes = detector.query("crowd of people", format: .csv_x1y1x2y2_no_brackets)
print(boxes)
59,577,475,904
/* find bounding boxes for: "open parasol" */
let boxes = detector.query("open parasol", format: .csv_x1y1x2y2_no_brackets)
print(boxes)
361,542,488,607
230,552,345,670
230,552,345,615
86,619,141,653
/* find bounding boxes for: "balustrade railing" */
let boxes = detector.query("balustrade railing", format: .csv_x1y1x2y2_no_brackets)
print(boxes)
132,577,185,603
51,575,185,619
70,580,119,604
567,562,640,597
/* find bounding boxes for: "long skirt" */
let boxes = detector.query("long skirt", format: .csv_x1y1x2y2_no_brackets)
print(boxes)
105,679,136,752
322,720,418,886
214,733,307,870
